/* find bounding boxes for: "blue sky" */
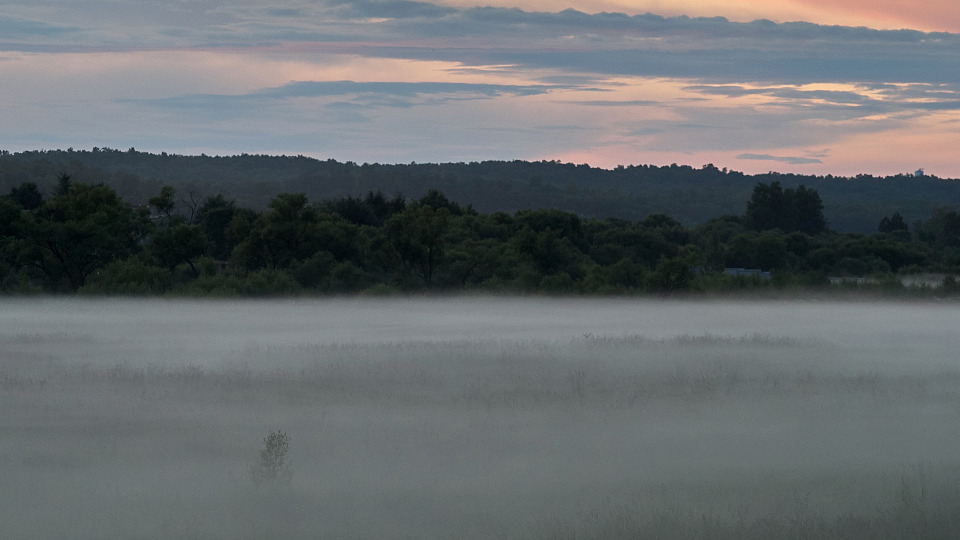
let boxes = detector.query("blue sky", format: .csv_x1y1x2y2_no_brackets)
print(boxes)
3,0,960,176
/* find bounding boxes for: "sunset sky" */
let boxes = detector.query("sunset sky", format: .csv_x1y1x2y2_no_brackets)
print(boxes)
3,0,960,176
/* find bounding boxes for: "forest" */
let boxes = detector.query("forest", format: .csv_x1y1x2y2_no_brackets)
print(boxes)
0,168,958,296
3,148,960,233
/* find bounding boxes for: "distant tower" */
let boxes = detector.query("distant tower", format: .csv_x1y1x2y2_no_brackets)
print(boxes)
914,168,925,177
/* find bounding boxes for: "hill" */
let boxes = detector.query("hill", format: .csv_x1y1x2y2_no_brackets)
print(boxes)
1,148,958,233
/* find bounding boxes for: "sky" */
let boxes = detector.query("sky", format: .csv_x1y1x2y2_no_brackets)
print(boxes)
3,1,960,177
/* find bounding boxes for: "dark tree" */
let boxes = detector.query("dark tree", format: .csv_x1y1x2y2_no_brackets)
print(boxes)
0,197,19,240
319,190,406,227
647,256,695,292
785,185,827,235
8,182,43,211
512,225,587,278
149,185,178,225
232,193,359,270
745,182,785,232
151,224,208,275
745,182,826,235
385,204,450,287
922,207,960,248
417,188,469,216
54,172,72,197
195,194,237,260
878,212,909,233
16,182,150,291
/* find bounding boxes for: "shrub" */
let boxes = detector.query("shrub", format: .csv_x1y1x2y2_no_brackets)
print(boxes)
79,257,172,295
250,430,292,487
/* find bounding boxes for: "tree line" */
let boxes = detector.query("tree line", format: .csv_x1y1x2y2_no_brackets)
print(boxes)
0,176,957,296
4,148,960,234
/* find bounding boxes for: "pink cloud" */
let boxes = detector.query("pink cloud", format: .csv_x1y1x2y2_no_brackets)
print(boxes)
441,1,960,32
785,0,960,32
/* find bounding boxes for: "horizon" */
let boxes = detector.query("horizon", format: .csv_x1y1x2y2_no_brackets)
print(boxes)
3,2,960,177
4,146,950,180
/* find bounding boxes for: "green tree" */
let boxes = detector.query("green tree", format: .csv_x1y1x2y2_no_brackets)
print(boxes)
319,190,406,227
647,256,695,292
80,257,172,295
385,203,450,287
0,197,19,240
231,193,362,273
512,225,588,279
745,182,826,235
583,258,645,293
151,223,208,275
8,182,43,211
195,194,238,260
291,250,337,289
0,197,22,288
16,182,151,291
745,182,784,232
878,212,909,234
417,188,469,216
516,208,585,248
588,221,678,268
54,172,72,197
922,208,960,248
786,185,827,235
233,193,319,269
692,216,745,271
149,185,178,226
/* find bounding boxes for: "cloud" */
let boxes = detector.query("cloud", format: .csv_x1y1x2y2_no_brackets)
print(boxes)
257,80,560,98
264,8,303,17
560,100,658,107
737,153,823,165
684,85,873,105
0,15,76,37
328,0,457,19
682,82,960,117
5,2,960,175
437,1,960,33
6,3,960,88
127,80,569,114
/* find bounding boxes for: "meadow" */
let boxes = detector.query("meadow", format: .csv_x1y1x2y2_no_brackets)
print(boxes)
1,298,959,539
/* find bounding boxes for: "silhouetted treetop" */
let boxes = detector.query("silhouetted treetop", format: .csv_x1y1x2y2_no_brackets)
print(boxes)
745,182,826,235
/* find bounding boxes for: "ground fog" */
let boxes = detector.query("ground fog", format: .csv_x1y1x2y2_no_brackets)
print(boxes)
1,298,959,538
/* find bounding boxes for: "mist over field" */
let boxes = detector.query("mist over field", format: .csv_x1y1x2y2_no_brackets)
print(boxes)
2,298,959,538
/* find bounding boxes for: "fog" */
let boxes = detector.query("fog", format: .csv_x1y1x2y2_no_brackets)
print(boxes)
2,298,959,538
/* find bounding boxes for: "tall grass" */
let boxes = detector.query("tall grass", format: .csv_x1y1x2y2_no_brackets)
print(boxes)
2,323,959,538
529,465,960,539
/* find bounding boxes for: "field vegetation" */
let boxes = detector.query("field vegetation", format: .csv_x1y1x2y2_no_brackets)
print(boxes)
1,298,958,538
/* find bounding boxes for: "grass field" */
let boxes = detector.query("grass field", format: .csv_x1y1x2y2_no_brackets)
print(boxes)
1,298,958,538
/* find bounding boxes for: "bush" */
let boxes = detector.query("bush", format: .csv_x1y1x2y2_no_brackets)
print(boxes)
79,257,172,295
250,431,292,487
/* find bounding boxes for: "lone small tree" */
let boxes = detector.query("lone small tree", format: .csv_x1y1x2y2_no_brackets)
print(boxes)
250,430,292,487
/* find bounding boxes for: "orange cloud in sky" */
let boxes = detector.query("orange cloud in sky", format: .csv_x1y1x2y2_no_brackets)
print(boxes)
783,0,960,32
439,0,960,31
